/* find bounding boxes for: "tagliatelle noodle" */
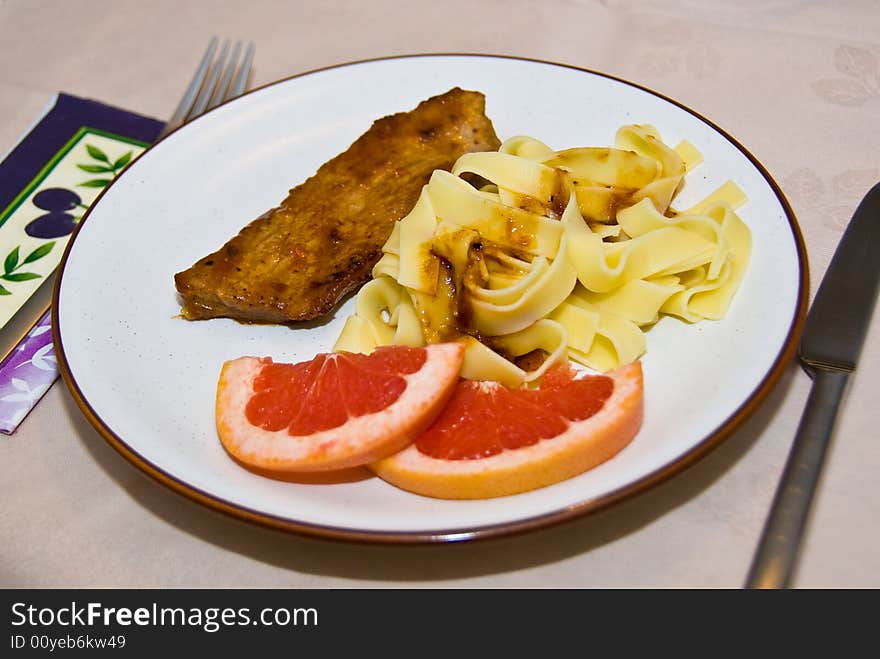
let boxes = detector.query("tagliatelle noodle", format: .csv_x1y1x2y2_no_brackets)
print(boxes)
333,124,752,385
661,203,752,321
456,319,571,387
396,187,440,293
556,285,648,372
613,124,686,214
334,276,425,351
451,151,560,204
465,238,577,336
499,135,556,161
426,170,563,258
573,276,685,325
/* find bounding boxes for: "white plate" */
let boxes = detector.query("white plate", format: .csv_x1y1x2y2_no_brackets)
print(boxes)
54,55,807,543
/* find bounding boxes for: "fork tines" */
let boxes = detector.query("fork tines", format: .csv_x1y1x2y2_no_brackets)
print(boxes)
158,37,255,140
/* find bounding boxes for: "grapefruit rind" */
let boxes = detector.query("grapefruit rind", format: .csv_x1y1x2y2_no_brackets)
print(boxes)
216,343,465,472
370,360,644,499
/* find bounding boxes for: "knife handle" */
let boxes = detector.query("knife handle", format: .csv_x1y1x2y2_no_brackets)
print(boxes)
744,368,849,588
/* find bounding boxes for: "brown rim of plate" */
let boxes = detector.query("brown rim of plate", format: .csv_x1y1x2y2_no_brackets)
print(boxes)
51,53,810,545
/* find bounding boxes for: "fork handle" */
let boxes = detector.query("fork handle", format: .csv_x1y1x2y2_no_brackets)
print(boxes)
744,368,849,588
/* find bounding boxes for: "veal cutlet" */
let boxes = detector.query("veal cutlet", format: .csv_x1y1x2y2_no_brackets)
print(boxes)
174,87,501,324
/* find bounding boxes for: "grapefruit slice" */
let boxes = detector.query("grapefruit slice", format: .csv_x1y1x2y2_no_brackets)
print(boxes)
216,343,465,472
371,360,643,499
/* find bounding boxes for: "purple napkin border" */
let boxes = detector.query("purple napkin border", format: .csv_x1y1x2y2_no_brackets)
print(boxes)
0,93,163,210
0,93,163,434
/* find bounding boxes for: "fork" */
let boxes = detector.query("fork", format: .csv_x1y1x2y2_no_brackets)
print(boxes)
156,37,255,140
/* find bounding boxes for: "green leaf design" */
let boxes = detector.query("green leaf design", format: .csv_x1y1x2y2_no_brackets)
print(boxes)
86,144,110,162
2,272,41,282
77,164,114,173
23,242,55,264
0,285,10,295
112,151,133,170
4,247,19,275
79,178,112,188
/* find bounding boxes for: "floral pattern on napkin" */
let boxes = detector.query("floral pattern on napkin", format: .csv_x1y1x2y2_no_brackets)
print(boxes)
0,309,54,434
0,130,148,329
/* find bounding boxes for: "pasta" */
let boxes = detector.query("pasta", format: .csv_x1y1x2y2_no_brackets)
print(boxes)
334,124,751,385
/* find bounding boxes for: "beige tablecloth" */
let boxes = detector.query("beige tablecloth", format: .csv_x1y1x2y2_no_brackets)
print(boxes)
1,0,878,588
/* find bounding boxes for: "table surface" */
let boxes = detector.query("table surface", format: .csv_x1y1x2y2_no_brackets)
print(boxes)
2,0,878,588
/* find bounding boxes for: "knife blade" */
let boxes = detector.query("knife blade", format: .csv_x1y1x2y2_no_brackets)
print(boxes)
745,181,880,588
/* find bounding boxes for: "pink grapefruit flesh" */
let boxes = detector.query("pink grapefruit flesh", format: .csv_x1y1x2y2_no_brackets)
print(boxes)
216,343,465,472
370,360,644,499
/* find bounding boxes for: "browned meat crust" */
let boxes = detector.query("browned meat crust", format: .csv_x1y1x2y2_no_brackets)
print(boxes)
174,88,501,324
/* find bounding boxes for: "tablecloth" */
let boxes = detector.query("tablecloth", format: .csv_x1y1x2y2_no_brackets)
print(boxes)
1,0,877,588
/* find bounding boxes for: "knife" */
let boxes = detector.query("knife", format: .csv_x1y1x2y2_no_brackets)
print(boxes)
745,181,880,588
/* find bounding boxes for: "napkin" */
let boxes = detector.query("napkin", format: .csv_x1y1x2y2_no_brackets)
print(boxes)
0,94,163,434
